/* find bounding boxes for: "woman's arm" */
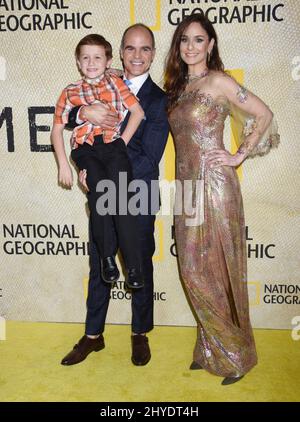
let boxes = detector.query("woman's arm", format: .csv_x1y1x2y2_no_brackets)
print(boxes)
222,74,273,161
207,73,273,168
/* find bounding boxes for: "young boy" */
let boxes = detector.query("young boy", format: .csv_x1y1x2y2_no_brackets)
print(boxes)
51,34,145,289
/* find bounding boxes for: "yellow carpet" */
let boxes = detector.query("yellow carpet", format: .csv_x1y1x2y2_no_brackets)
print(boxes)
0,321,299,402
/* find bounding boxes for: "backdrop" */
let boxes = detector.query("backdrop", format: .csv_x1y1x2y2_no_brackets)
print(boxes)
0,0,299,329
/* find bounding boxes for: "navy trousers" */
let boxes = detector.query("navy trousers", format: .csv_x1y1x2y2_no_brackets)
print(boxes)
85,211,156,335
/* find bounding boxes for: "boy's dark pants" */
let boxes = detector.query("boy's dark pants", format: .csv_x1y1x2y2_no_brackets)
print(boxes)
71,136,140,270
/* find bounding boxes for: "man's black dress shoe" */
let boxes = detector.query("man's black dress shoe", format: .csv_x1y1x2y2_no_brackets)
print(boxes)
189,361,203,370
131,335,151,366
125,268,144,289
61,335,105,366
221,375,244,385
101,256,120,283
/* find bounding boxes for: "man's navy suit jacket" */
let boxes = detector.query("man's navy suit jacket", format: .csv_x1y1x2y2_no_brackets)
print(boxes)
120,75,169,183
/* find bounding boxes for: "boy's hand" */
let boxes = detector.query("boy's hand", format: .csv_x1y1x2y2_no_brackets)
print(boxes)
59,163,73,188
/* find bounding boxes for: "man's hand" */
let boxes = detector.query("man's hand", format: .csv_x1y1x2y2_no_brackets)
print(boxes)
81,103,119,128
79,169,89,192
108,67,123,78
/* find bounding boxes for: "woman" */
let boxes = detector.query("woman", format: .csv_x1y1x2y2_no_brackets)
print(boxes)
164,13,279,385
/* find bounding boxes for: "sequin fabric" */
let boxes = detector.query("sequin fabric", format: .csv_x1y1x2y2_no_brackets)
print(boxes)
169,89,258,377
236,85,248,103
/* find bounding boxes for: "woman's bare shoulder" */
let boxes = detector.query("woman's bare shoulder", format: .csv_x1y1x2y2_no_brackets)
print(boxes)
209,71,239,96
209,70,234,84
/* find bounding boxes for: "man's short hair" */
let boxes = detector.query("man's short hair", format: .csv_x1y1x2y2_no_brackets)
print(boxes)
120,24,155,50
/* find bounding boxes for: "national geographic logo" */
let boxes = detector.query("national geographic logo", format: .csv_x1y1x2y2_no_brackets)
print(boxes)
130,0,286,27
167,0,285,25
246,226,275,259
83,278,167,302
0,0,93,32
2,223,89,256
248,282,300,306
263,283,300,305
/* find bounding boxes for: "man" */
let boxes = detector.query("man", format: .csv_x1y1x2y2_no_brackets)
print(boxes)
61,23,169,366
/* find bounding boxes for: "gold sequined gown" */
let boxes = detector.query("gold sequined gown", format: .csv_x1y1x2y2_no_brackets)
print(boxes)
169,90,258,378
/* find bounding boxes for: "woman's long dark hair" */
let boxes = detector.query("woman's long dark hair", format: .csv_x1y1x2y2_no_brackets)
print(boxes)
164,13,224,112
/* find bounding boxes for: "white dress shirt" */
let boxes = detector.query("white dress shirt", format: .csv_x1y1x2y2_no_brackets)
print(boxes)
122,72,149,118
124,72,149,96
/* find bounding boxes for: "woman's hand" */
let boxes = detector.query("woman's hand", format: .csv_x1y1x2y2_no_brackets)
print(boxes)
205,149,244,169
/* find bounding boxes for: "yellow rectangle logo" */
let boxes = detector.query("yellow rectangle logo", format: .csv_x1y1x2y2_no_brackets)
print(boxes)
0,317,6,340
153,219,164,262
248,281,261,306
130,0,161,30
